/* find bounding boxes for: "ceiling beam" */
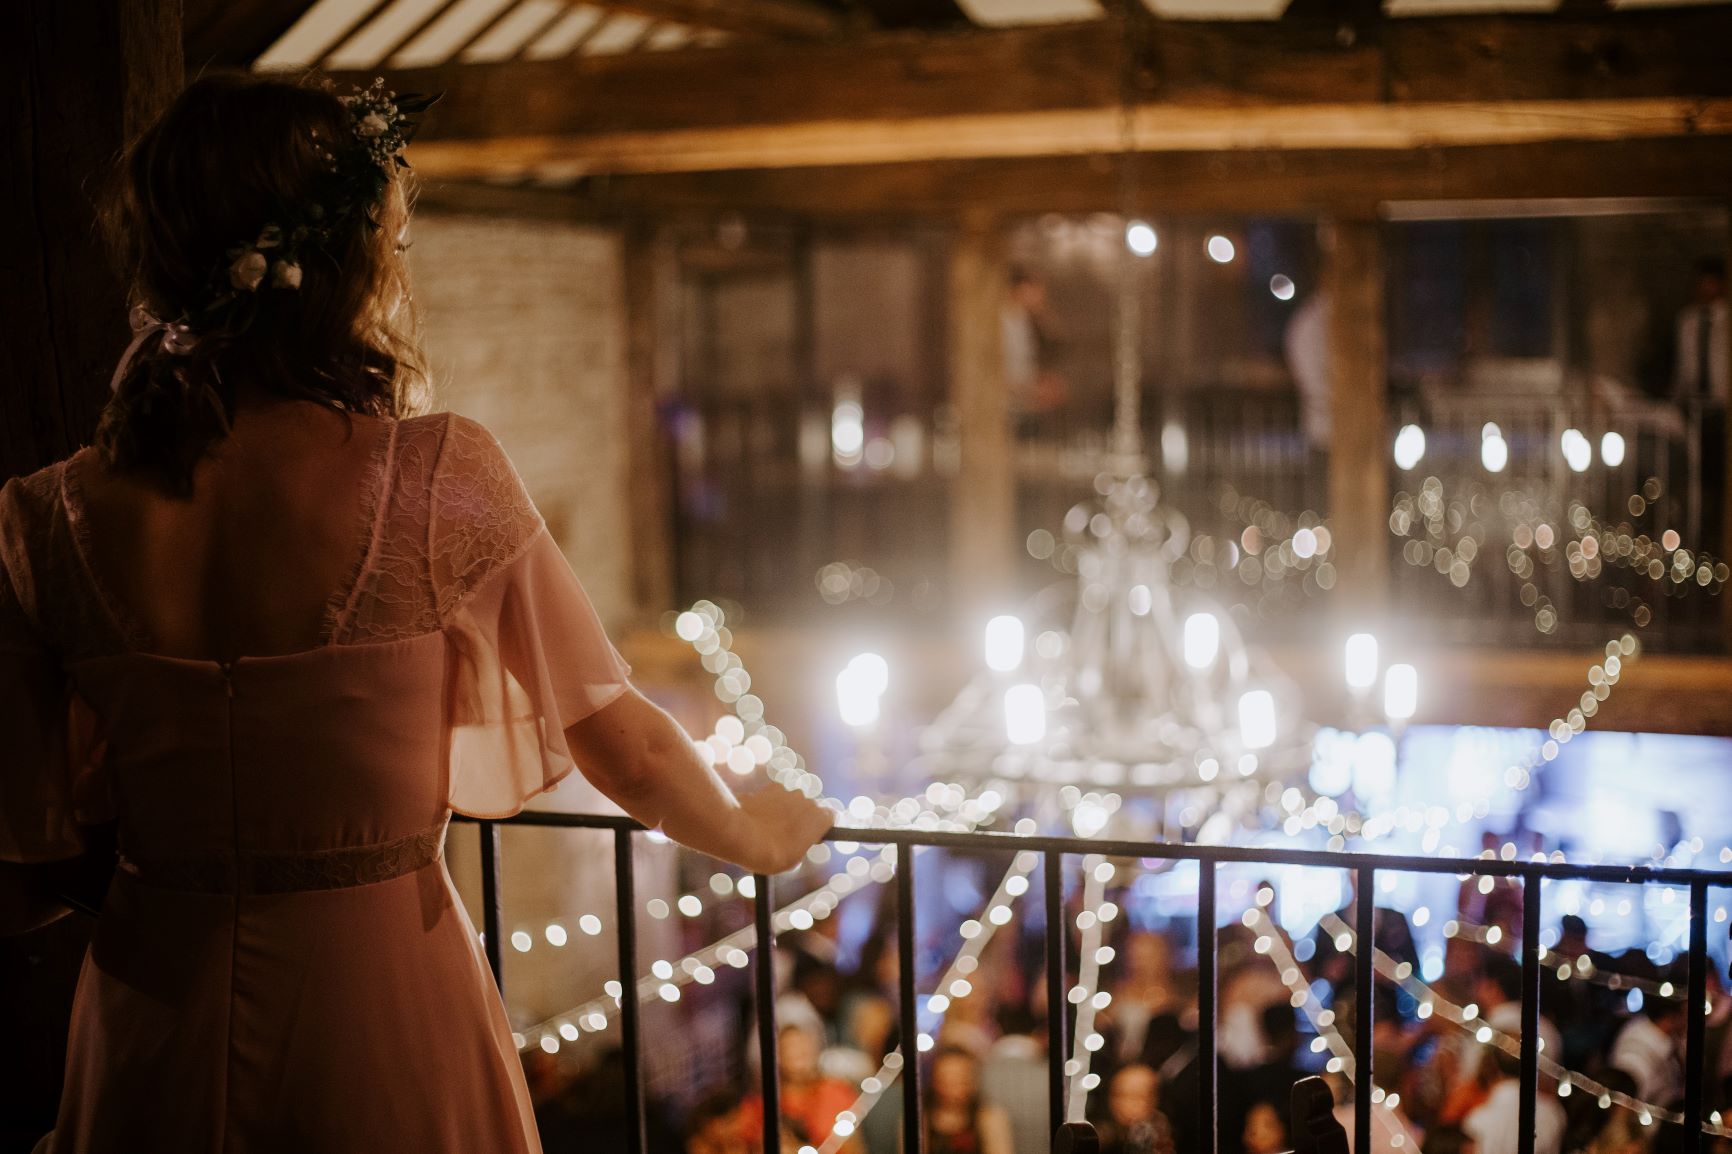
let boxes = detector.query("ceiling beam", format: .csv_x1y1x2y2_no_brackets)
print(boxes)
339,9,1732,176
524,137,1732,219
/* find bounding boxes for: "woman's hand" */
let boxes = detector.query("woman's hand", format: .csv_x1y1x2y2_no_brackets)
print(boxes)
727,785,834,876
566,687,832,874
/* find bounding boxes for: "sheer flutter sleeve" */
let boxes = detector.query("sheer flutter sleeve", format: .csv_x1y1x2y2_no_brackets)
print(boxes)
0,486,113,863
433,415,633,819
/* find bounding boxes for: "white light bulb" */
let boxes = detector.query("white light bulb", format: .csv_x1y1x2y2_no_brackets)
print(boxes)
1345,633,1379,692
1004,683,1046,745
1207,235,1235,263
1560,428,1591,473
1600,431,1626,468
984,615,1025,672
836,656,884,728
1183,613,1220,670
1126,221,1157,257
1393,424,1425,470
1270,274,1296,301
1238,690,1277,750
1481,434,1508,473
1384,663,1418,720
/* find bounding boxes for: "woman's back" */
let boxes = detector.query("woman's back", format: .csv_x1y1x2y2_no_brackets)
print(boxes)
72,398,391,661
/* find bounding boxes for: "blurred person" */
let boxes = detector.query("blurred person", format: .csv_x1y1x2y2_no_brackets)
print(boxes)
1112,931,1185,1066
1307,874,1419,1020
982,1005,1051,1154
686,1091,751,1154
1462,1046,1565,1154
1282,291,1333,460
1610,997,1687,1107
0,72,831,1153
741,1026,860,1153
927,1047,1015,1154
1674,256,1728,403
940,991,999,1057
1222,1003,1306,1151
1096,1064,1176,1154
1561,1070,1641,1154
1241,1100,1288,1154
1673,256,1727,548
1001,266,1069,436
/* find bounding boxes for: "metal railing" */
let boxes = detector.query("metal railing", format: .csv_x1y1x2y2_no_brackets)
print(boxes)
456,811,1730,1154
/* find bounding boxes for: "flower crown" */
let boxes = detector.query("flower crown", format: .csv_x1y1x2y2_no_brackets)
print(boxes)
221,78,439,297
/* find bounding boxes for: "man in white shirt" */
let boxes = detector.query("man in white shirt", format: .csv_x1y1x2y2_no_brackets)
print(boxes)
1610,998,1687,1107
1462,1042,1566,1154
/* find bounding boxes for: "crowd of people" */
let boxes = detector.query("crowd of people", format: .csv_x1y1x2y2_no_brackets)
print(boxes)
518,853,1732,1154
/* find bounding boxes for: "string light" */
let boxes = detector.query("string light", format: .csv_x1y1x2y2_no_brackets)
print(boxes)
1312,912,1732,1138
815,851,1040,1154
517,844,899,1054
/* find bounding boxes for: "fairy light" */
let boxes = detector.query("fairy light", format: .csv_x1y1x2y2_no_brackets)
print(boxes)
1313,911,1732,1138
814,851,1041,1154
1066,856,1115,1118
517,844,897,1054
1243,908,1421,1145
1446,916,1721,1007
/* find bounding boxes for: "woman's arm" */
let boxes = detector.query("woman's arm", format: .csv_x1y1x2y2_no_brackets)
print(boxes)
563,687,832,875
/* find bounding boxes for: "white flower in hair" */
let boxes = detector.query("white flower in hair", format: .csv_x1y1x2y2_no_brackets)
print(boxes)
270,259,303,290
357,113,389,138
256,224,283,250
229,250,268,292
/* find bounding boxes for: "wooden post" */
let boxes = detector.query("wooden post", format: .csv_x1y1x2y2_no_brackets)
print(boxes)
1722,208,1732,650
948,211,1016,608
621,222,677,623
1321,217,1390,613
0,0,183,482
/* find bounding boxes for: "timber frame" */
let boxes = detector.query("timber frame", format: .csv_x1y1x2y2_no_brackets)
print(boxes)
334,8,1732,180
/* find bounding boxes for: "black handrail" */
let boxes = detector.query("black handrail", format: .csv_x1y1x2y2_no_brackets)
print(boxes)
456,811,1732,1154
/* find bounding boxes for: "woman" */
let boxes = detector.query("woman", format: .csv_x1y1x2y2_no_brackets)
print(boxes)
926,1047,1015,1154
0,73,830,1152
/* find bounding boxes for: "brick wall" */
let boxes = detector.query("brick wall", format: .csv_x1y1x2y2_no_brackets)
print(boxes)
409,210,634,631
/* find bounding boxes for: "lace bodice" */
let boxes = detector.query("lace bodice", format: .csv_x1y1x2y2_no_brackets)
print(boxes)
0,411,546,660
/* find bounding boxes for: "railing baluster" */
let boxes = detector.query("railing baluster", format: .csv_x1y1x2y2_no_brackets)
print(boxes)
478,819,503,992
1198,859,1218,1154
1518,869,1541,1154
754,872,780,1154
1045,851,1067,1145
1685,879,1709,1154
613,830,646,1154
1353,866,1374,1154
897,847,921,1154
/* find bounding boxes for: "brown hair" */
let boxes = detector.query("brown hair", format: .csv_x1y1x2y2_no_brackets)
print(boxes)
96,72,430,493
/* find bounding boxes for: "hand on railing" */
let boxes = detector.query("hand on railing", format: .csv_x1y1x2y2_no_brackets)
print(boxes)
726,784,834,875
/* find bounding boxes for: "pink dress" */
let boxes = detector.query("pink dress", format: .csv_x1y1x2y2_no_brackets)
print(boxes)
0,412,633,1153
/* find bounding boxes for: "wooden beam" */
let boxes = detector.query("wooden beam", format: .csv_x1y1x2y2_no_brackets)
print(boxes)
405,97,1732,177
559,137,1732,219
1322,217,1388,615
337,10,1732,175
2,0,184,482
947,212,1017,606
597,0,845,39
